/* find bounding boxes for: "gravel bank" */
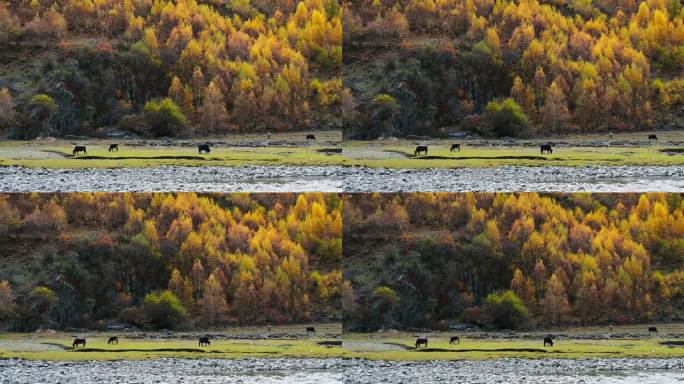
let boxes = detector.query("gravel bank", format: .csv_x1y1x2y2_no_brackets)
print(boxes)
0,358,345,384
343,358,684,384
3,165,684,192
3,357,684,384
0,166,346,192
344,165,684,192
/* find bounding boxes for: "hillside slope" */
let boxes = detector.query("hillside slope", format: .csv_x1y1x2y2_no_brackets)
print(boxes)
343,193,684,331
0,193,342,330
0,0,342,138
343,0,684,138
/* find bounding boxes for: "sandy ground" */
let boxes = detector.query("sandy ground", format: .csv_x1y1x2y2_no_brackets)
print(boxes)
0,149,63,159
0,340,63,352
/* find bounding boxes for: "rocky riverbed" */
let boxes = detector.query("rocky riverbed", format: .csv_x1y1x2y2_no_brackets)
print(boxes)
0,166,345,192
3,357,684,384
343,358,684,384
344,165,684,192
0,358,345,384
2,165,684,192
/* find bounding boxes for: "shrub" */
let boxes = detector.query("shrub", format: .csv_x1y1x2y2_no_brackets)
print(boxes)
23,94,57,138
366,94,400,138
27,286,57,330
483,98,529,137
0,280,15,323
23,202,67,232
460,306,482,325
141,98,187,137
118,114,146,135
481,290,528,330
141,290,188,329
118,306,145,327
367,286,399,329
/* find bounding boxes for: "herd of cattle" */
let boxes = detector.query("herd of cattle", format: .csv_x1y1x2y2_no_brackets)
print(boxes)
71,134,660,158
414,142,555,156
413,327,660,349
70,327,318,349
413,135,659,157
70,135,319,156
67,326,661,351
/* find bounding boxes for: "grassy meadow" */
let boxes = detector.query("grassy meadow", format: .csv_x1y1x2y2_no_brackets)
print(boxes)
1,131,684,169
344,131,684,168
0,324,342,361
343,324,684,360
0,131,342,168
5,324,684,361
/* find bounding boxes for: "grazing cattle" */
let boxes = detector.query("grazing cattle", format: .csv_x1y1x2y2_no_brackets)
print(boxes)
73,146,87,156
108,144,119,152
107,336,118,345
198,144,211,154
414,145,428,156
72,338,87,348
543,335,553,347
449,336,460,344
540,144,553,154
306,327,316,334
649,327,658,333
450,144,461,152
199,336,211,347
306,134,316,141
415,337,428,349
648,134,658,141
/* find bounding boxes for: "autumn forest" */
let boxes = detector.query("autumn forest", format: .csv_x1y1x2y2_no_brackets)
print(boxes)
0,0,682,139
0,193,342,330
0,0,341,138
3,192,684,332
344,193,684,331
343,0,684,138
